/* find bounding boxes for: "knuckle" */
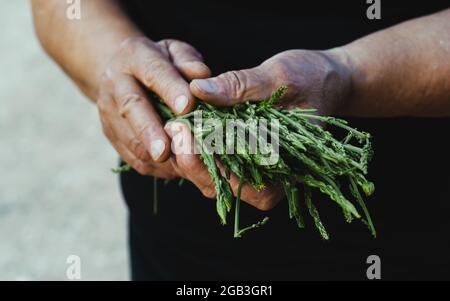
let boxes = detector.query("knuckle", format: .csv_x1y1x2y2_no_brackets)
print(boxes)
117,94,146,118
99,70,116,92
136,122,153,143
155,39,171,58
134,161,153,176
100,71,114,86
201,187,216,199
220,71,247,100
177,155,197,173
142,58,169,87
251,195,277,211
255,201,276,212
119,36,146,54
134,167,147,176
160,39,183,51
97,98,109,115
161,170,178,180
159,38,176,46
269,60,294,87
169,40,201,58
129,137,150,162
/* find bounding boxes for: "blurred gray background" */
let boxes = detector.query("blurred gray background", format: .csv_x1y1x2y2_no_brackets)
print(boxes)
0,0,128,280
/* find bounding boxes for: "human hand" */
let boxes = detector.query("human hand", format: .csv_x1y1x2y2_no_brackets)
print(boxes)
185,48,352,209
97,37,211,177
190,49,352,115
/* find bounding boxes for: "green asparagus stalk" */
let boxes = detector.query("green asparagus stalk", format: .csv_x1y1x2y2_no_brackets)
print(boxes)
114,86,376,239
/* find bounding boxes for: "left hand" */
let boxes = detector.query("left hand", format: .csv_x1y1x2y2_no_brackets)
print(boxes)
189,48,353,115
180,48,353,210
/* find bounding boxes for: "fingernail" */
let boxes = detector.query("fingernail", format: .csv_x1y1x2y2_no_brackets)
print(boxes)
194,79,217,94
151,139,165,160
174,95,189,114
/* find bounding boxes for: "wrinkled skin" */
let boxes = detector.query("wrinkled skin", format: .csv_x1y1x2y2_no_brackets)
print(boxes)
97,37,210,178
98,38,352,211
184,49,353,210
32,0,450,211
191,49,352,115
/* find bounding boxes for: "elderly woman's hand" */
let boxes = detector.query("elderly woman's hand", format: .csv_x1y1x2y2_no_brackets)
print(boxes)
97,37,211,177
190,49,352,116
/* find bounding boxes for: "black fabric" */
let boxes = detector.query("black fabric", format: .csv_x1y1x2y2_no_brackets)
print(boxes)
118,0,450,280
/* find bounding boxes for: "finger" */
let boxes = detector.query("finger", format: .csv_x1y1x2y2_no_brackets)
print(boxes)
216,162,283,211
113,136,179,178
98,110,152,174
160,40,211,80
102,114,178,178
165,121,217,198
115,141,152,175
190,66,276,106
109,109,152,163
127,39,196,114
231,178,283,211
116,140,178,178
154,160,181,179
98,78,154,163
112,73,171,162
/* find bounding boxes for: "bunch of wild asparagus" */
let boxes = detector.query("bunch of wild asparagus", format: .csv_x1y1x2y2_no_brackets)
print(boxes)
116,87,376,239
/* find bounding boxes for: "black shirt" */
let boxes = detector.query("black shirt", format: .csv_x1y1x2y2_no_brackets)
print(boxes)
119,0,450,280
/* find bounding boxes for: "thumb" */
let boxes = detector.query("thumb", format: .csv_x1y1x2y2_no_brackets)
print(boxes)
190,66,276,106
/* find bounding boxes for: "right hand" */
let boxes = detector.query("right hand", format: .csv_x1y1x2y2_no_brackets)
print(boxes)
97,37,211,178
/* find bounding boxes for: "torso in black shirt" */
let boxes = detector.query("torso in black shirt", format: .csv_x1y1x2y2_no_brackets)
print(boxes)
118,0,450,280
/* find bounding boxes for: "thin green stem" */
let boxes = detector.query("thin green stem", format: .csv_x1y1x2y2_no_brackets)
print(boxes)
111,163,131,174
350,177,376,237
234,176,244,238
